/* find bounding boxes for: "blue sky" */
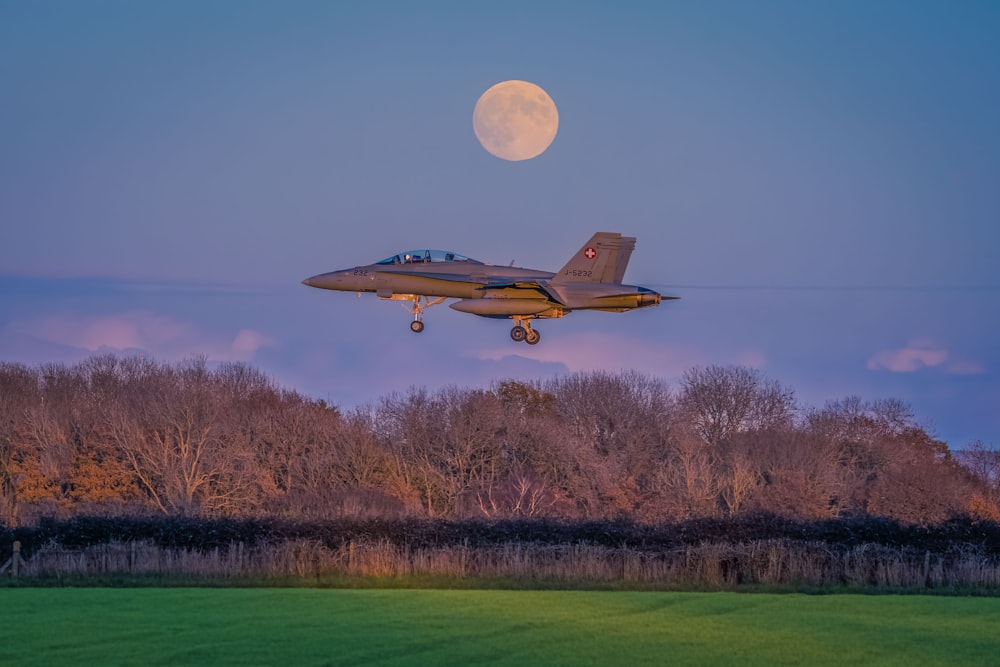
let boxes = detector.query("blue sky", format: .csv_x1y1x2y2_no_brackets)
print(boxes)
2,1,998,446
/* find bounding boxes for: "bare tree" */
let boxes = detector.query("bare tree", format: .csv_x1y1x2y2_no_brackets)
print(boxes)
719,447,761,516
960,440,1000,493
488,381,579,517
474,467,557,517
961,440,1000,520
97,357,255,515
679,365,795,447
375,387,511,517
746,428,841,519
803,397,977,521
544,371,675,517
658,425,722,518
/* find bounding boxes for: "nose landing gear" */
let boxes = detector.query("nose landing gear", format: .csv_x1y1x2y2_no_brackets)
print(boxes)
389,294,444,333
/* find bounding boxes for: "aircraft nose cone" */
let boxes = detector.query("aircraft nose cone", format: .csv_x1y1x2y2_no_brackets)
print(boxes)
302,272,350,290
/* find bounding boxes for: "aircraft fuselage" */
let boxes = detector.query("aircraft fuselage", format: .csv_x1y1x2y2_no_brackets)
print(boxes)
302,233,672,343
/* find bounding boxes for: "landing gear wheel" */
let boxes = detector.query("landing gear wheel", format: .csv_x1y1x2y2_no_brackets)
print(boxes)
525,329,541,345
510,326,527,342
410,320,425,333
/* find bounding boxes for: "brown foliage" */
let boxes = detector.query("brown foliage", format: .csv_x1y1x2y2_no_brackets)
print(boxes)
0,357,992,527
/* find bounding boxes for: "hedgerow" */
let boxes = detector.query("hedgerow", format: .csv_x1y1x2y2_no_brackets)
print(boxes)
4,513,998,561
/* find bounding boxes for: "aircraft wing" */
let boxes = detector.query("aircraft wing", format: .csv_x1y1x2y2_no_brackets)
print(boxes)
394,270,490,283
477,280,547,291
477,279,647,305
477,280,561,303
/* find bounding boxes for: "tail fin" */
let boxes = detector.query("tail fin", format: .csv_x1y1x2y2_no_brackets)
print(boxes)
556,232,636,284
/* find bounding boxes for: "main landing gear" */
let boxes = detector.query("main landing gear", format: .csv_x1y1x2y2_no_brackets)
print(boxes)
391,295,543,344
510,317,541,345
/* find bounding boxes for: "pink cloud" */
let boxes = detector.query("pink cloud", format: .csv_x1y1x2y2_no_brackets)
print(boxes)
867,339,949,373
6,310,274,363
231,329,275,361
472,331,766,381
946,359,986,375
10,311,191,351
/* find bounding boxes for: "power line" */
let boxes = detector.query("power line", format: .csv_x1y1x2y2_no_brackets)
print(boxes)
661,284,1000,293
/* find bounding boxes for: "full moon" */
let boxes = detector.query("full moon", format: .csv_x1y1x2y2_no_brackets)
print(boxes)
473,80,559,161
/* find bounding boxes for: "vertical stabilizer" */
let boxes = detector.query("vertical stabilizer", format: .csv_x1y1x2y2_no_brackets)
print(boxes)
555,232,632,284
613,236,636,284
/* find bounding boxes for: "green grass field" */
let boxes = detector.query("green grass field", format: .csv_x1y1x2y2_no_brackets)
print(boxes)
1,589,996,666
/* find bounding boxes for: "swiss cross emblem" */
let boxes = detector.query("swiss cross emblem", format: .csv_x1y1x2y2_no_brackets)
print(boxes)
584,247,597,260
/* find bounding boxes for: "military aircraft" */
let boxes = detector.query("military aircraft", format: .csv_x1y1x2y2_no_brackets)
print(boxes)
302,232,673,345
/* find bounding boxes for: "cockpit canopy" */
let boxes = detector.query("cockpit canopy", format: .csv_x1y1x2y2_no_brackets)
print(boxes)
375,249,482,265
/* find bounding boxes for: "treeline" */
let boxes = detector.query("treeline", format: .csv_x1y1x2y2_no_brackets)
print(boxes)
1,356,998,527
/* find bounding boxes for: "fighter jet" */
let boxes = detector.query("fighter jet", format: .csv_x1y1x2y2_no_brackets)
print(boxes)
302,232,674,345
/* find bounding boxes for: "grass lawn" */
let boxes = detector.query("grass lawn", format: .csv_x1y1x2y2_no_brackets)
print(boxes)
1,589,996,666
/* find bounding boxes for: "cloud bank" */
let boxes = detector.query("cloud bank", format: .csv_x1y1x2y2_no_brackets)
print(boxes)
4,310,275,363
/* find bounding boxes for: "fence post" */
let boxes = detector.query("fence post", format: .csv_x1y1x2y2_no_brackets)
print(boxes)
2,541,22,577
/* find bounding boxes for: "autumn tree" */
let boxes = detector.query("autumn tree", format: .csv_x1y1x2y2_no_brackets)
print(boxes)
14,364,80,518
0,363,39,525
744,427,842,519
801,397,976,521
544,371,676,517
866,424,970,524
0,356,992,525
263,399,404,520
374,387,512,517
459,380,561,517
675,366,796,516
657,423,723,519
98,357,258,515
961,440,1000,519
